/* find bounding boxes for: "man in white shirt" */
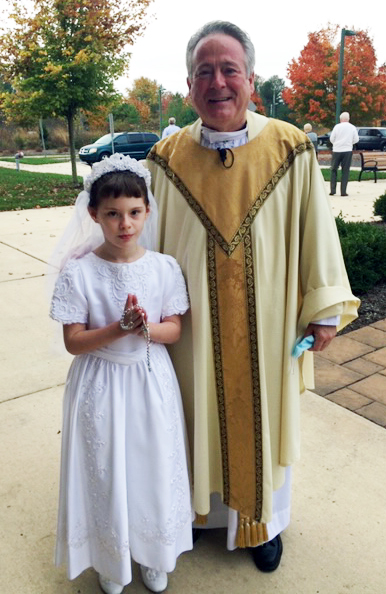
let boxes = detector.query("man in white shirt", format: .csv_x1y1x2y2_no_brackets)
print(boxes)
329,112,359,196
161,117,181,138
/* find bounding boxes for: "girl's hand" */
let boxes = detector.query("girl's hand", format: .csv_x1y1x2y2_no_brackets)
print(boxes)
133,305,148,335
122,294,148,334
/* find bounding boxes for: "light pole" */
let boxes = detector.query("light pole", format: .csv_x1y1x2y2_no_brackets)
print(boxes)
159,86,164,137
335,28,357,124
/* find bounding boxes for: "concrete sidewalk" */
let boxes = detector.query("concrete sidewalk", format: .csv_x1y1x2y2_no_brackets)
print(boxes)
1,180,386,592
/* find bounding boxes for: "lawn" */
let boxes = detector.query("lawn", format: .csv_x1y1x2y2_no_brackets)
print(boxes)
0,168,82,211
320,168,386,182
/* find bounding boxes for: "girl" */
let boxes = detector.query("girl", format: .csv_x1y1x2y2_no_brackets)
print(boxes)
50,154,193,594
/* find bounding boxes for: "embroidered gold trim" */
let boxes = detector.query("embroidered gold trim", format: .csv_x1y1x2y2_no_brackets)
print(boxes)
207,235,230,504
244,229,263,520
148,141,311,256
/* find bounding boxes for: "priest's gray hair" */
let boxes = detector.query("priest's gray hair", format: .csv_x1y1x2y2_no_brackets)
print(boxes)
186,21,255,78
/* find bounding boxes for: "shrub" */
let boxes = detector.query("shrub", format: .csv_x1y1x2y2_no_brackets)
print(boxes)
48,125,69,148
335,215,386,294
374,193,386,222
74,128,106,149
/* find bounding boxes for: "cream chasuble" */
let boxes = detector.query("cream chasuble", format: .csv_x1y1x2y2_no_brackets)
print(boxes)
147,112,359,546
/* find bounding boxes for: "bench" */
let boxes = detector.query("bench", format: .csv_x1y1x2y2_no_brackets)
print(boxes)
359,151,386,183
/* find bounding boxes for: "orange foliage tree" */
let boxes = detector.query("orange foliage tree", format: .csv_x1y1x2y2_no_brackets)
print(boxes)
282,25,386,128
129,78,159,112
250,89,266,115
128,97,151,124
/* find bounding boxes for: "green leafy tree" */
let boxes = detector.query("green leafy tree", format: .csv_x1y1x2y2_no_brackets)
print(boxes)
254,75,294,122
0,75,13,123
0,0,153,183
113,101,141,128
163,93,197,128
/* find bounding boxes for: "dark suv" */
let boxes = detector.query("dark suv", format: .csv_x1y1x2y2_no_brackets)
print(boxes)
355,127,386,151
79,132,159,164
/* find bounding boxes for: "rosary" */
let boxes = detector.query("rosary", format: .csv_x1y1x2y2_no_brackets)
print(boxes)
120,305,151,372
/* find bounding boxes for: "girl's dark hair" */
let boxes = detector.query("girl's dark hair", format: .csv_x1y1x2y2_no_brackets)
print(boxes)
89,170,149,209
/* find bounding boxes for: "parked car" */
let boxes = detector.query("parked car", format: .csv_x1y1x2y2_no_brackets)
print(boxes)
355,127,386,151
317,132,331,147
79,132,160,164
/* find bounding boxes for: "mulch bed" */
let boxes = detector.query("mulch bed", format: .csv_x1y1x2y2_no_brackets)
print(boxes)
341,282,386,335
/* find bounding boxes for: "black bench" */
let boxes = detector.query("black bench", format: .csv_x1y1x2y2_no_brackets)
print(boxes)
359,151,386,183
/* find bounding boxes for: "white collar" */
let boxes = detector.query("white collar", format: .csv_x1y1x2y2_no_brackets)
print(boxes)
201,125,248,144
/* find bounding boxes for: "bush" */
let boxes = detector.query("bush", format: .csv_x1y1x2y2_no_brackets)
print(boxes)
335,215,386,294
374,193,386,222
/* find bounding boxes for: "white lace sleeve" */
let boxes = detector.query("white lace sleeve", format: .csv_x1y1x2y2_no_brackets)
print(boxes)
161,257,190,319
50,259,89,324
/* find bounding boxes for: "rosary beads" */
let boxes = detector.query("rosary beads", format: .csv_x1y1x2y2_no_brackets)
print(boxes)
120,306,151,372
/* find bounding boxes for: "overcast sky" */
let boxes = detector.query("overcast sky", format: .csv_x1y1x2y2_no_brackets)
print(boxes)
117,0,386,95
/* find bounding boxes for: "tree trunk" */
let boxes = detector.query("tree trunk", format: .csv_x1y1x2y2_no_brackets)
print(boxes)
67,110,78,185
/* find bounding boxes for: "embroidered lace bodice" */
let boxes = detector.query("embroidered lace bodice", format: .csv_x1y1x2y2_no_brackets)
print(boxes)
50,250,189,353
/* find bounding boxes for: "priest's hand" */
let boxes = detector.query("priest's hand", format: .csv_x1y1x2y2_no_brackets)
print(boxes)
304,323,337,351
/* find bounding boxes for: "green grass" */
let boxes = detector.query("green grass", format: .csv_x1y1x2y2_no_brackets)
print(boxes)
320,168,386,182
0,156,70,165
0,168,82,211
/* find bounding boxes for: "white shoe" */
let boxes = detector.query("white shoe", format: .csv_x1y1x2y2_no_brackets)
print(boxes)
98,574,124,594
140,565,168,592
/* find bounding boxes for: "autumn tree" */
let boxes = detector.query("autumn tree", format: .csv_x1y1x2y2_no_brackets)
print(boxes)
0,0,153,183
122,77,158,128
129,77,159,113
282,26,386,128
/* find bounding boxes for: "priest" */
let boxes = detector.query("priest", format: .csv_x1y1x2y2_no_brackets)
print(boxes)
146,21,359,573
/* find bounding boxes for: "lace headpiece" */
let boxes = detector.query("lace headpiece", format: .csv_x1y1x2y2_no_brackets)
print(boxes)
84,152,152,194
49,153,158,273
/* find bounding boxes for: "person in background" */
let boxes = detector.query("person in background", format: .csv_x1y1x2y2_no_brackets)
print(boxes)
304,123,318,158
329,112,359,196
162,117,181,138
147,20,359,575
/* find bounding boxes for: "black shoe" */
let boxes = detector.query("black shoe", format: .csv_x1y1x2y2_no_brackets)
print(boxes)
341,193,348,196
329,192,335,195
192,528,203,544
250,534,283,572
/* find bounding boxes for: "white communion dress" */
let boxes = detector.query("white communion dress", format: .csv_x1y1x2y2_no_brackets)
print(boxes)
50,250,193,586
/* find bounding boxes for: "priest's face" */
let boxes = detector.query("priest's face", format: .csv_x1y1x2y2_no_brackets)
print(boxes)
187,33,254,132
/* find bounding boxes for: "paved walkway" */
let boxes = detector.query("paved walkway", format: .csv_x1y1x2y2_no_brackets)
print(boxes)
1,161,386,593
314,321,386,427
